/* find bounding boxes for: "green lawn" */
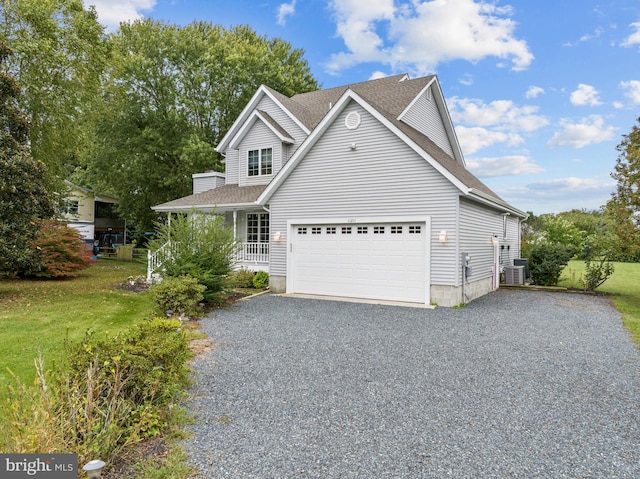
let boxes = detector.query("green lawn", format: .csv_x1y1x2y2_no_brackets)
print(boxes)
0,260,153,386
559,260,640,347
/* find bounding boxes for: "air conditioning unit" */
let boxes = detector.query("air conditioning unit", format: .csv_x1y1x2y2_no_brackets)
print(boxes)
504,265,525,285
513,258,530,281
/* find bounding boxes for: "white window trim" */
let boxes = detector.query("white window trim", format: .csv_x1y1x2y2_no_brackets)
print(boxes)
246,212,270,244
247,147,273,177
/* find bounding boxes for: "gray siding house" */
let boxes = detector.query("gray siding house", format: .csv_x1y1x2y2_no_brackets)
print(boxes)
152,74,526,307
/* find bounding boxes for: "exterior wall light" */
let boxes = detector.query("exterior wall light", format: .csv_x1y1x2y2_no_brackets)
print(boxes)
491,234,499,245
273,231,282,242
438,230,447,243
83,460,105,479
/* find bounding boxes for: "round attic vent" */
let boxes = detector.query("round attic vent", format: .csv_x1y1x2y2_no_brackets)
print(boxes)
345,111,361,130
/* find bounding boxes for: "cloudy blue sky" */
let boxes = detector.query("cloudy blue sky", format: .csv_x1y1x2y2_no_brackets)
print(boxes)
85,0,640,215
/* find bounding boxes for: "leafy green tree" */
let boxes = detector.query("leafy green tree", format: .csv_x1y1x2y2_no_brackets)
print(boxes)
541,216,583,249
607,118,640,261
0,43,57,275
556,209,606,237
88,20,319,234
611,118,640,216
604,200,640,261
0,0,108,179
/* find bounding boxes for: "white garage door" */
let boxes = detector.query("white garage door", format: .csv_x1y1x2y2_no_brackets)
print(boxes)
290,222,427,303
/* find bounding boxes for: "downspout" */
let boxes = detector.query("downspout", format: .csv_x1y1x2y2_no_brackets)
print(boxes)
492,235,500,290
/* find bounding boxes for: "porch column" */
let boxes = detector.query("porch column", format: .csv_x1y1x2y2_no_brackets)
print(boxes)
232,210,237,239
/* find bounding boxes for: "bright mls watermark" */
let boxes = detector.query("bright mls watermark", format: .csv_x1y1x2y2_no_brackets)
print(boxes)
1,454,77,478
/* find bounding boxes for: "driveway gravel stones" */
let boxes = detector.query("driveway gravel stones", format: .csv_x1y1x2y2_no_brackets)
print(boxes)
182,290,640,478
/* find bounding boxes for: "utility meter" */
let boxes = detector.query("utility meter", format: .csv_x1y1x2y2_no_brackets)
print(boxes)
461,252,472,277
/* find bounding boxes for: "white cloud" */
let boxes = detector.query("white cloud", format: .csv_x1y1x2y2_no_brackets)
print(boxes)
84,0,156,29
449,97,548,155
449,97,549,132
620,80,640,104
277,0,297,27
580,27,604,42
498,176,616,213
326,0,533,75
459,73,474,86
466,155,543,177
621,22,640,47
368,70,389,80
525,86,544,99
570,84,602,106
455,127,522,155
547,115,616,149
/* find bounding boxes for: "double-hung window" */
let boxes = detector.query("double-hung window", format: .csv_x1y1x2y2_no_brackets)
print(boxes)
247,148,273,176
247,213,269,244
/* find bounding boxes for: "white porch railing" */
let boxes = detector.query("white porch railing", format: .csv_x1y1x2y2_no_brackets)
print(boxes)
147,241,269,281
147,242,172,281
237,242,269,263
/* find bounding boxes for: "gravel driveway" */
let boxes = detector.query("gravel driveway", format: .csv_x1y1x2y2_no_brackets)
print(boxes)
183,290,640,478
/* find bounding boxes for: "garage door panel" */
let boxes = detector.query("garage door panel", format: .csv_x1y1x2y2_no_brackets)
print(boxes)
291,222,427,303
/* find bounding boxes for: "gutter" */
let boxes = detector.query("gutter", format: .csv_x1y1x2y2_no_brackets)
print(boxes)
467,189,528,219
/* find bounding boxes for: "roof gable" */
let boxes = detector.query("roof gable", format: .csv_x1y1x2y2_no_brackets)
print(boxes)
258,88,473,205
228,110,295,149
216,85,310,153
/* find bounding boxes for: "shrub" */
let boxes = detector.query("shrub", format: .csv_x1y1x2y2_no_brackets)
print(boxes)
227,268,255,288
528,242,576,286
28,220,93,278
65,319,191,406
148,211,237,302
149,275,206,317
581,234,616,291
253,270,269,289
0,319,192,466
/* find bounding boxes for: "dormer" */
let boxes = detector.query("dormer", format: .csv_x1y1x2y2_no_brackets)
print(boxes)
218,86,311,186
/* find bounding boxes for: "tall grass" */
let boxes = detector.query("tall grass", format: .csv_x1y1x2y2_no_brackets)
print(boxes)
560,260,640,347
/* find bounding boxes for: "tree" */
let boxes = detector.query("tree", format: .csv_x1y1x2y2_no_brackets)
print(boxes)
607,118,640,261
0,43,57,275
581,234,615,291
611,118,640,215
0,0,108,180
88,20,319,235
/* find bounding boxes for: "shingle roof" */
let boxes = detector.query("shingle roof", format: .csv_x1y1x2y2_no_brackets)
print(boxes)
154,74,513,212
152,184,267,211
257,110,294,142
286,74,430,130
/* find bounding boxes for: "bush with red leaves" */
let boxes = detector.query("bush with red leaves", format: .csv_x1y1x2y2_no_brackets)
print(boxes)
31,220,94,278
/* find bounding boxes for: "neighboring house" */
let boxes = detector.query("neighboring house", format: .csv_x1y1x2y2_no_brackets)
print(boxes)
62,181,126,247
152,74,526,307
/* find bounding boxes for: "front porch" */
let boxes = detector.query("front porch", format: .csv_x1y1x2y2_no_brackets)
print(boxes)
236,242,269,272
